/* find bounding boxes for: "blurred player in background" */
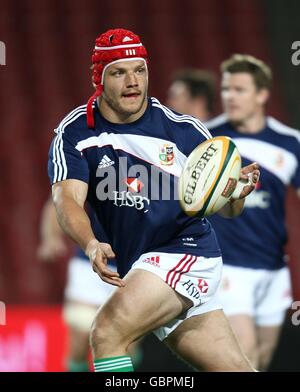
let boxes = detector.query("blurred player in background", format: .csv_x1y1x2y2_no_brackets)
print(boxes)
206,54,300,370
38,199,131,371
48,28,260,372
167,68,216,121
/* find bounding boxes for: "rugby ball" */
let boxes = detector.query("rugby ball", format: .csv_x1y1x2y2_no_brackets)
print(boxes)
178,136,241,217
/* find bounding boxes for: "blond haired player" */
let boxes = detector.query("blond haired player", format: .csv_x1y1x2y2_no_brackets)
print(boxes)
207,54,300,369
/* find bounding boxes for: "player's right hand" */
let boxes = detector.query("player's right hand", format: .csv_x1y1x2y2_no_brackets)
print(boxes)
231,162,260,200
85,239,125,287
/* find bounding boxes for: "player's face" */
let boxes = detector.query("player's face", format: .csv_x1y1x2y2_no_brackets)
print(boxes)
102,60,148,121
167,81,191,114
221,72,268,123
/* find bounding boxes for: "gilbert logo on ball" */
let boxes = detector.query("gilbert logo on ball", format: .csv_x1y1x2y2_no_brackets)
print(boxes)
178,136,241,217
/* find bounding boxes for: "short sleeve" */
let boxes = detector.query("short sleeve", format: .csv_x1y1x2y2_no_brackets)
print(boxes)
48,131,89,185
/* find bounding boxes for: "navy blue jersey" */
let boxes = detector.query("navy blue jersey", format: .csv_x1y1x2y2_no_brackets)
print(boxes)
48,97,221,277
206,114,300,270
74,208,115,267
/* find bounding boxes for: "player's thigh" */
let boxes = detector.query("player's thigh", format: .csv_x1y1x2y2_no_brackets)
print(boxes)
165,309,254,372
227,314,258,365
256,266,292,327
256,325,282,369
68,324,91,361
216,265,258,359
63,298,98,361
255,267,291,368
94,268,192,341
216,264,255,317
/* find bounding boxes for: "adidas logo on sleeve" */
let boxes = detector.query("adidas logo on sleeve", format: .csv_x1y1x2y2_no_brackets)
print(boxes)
98,155,115,168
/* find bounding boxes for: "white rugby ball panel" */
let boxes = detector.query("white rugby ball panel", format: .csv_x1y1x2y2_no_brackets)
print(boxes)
178,136,241,217
203,151,241,216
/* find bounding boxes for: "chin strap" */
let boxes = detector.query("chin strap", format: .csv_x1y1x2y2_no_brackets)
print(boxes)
87,86,103,129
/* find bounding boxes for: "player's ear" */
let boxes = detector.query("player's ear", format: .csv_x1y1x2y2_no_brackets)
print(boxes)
257,88,270,106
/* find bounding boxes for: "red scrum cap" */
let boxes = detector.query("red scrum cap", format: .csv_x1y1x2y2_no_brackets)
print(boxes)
87,28,148,128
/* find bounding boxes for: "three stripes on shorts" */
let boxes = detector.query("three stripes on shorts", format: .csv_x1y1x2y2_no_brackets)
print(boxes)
166,254,197,289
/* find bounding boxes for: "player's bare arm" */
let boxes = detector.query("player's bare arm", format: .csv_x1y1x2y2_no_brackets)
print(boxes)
52,179,124,287
218,162,260,218
37,196,67,261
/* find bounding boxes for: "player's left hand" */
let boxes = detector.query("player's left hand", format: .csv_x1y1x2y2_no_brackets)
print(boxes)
231,162,260,200
85,239,125,287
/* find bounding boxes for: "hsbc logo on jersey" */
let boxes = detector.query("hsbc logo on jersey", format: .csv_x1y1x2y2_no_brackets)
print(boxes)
182,280,201,300
113,191,150,213
112,177,150,213
142,255,160,267
124,177,144,193
96,156,179,203
198,278,209,293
